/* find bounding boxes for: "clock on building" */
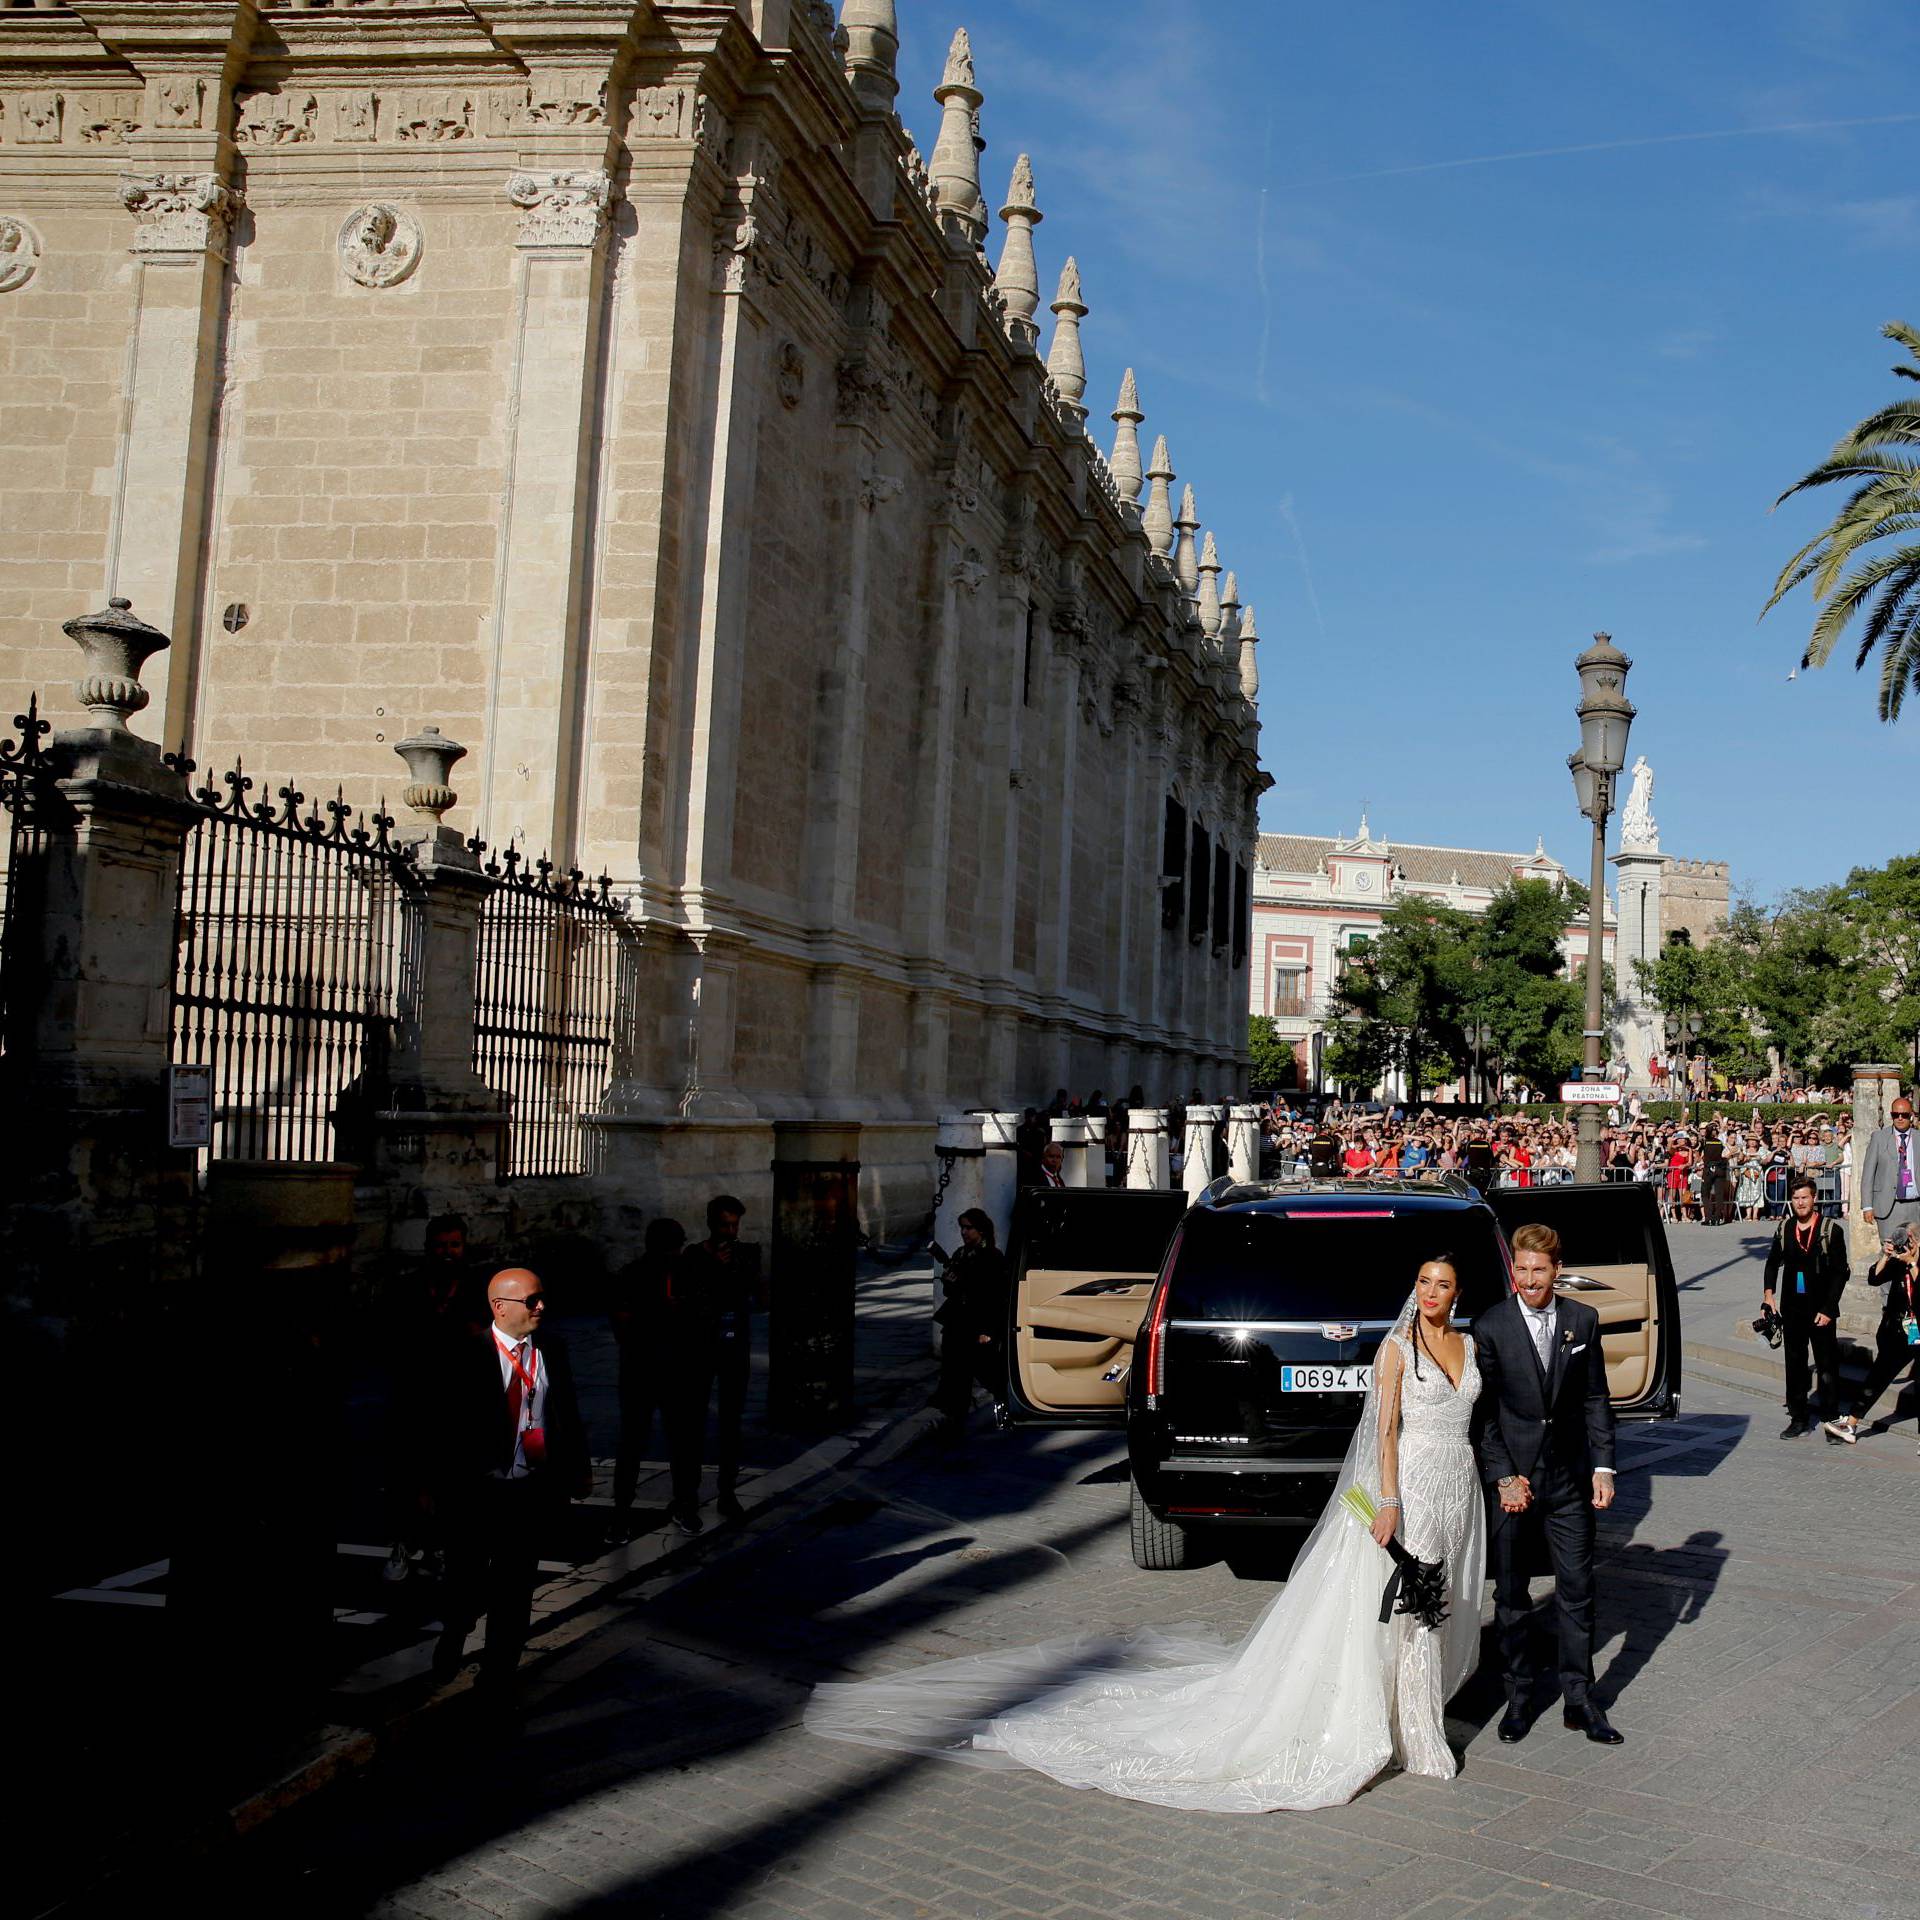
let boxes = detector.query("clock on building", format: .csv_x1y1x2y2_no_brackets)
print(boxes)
1354,869,1373,891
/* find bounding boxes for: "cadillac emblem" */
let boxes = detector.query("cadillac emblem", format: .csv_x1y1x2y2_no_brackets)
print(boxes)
1321,1323,1358,1342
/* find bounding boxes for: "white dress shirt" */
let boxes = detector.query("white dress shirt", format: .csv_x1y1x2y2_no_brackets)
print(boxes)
492,1327,545,1479
1518,1295,1612,1476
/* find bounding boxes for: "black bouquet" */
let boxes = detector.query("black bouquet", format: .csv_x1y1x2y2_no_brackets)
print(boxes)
1341,1486,1450,1632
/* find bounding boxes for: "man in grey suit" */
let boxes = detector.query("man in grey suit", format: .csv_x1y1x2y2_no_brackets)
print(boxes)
1859,1093,1920,1250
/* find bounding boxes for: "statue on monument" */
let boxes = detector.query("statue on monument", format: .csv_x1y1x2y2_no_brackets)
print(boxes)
1620,754,1658,850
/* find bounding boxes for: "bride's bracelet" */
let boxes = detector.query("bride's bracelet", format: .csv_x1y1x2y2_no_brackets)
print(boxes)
1377,1494,1400,1508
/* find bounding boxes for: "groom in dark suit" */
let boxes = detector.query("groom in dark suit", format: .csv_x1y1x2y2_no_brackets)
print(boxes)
1470,1220,1622,1745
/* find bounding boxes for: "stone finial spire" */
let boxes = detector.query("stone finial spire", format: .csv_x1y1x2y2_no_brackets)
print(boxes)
1109,367,1143,504
1219,568,1242,645
1173,483,1200,594
1237,603,1260,702
993,153,1041,346
1196,531,1222,638
1142,433,1175,555
1045,256,1087,420
839,0,900,110
930,28,987,245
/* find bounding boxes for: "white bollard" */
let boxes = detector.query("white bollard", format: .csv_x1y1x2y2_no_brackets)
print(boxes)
1183,1103,1224,1205
1126,1107,1170,1189
1051,1113,1092,1188
978,1108,1022,1250
1229,1104,1262,1185
932,1112,986,1354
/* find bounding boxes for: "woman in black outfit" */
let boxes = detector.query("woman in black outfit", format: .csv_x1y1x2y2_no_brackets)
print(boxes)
1823,1226,1919,1449
933,1207,1009,1425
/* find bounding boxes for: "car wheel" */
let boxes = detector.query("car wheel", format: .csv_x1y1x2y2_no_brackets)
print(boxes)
1129,1475,1201,1570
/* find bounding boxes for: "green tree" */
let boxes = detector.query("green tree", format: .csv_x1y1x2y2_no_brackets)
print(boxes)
1325,900,1477,1102
1814,855,1920,1075
1474,878,1591,1093
1246,1015,1295,1090
1633,936,1767,1081
1763,321,1920,720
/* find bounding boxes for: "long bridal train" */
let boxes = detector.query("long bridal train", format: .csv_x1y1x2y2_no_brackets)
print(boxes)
805,1292,1486,1814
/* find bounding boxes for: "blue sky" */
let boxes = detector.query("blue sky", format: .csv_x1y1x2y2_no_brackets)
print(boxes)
893,0,1919,901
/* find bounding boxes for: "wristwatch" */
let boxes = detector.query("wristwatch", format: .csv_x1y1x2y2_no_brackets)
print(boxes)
1497,1475,1521,1490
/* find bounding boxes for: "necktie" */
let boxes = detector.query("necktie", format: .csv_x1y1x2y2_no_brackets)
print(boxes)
506,1341,526,1425
1900,1133,1911,1199
1528,1306,1551,1372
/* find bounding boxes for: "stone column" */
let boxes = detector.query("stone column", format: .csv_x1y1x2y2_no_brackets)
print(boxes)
1059,1113,1090,1182
1183,1103,1222,1205
478,166,614,860
932,1111,987,1253
1228,1104,1262,1184
979,1108,1022,1250
768,1120,861,1430
1035,625,1081,1061
978,538,1034,1085
1126,1107,1169,1190
111,171,242,756
14,609,196,1275
377,728,510,1194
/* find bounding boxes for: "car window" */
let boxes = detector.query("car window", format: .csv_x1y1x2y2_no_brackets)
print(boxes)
1491,1188,1650,1268
1167,1207,1506,1322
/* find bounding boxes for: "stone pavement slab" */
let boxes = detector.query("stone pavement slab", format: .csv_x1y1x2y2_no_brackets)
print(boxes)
138,1204,1919,1920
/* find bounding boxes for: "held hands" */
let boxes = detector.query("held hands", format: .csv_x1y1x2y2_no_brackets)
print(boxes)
1498,1474,1532,1514
1814,1312,1833,1328
1592,1472,1615,1511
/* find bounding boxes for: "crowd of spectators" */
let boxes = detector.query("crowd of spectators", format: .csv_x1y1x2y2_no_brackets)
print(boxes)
1016,1085,1854,1226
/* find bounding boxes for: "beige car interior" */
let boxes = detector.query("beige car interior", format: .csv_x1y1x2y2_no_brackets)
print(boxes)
1556,1262,1659,1402
1015,1266,1159,1412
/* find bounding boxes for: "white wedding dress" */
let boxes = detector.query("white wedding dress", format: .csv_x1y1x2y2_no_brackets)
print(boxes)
806,1299,1486,1813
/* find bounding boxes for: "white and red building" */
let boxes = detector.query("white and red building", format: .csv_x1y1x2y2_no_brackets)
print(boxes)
1250,816,1616,1096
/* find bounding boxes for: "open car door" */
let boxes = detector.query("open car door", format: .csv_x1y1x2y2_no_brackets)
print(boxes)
1485,1181,1681,1420
1001,1186,1189,1428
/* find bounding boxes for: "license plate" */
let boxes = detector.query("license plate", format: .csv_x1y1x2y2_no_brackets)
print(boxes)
1280,1364,1373,1393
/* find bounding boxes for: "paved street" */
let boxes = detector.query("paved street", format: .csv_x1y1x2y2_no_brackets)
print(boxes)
112,1227,1920,1919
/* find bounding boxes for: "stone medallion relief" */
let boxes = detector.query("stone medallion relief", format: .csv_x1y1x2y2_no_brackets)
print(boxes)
338,203,422,288
0,217,42,293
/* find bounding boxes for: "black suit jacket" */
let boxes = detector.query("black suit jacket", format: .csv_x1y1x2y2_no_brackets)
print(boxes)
426,1326,590,1501
1470,1294,1615,1487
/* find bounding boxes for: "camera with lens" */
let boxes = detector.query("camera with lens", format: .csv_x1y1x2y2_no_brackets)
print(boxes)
1751,1302,1783,1349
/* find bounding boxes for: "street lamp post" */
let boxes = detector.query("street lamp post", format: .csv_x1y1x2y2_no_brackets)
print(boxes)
1568,633,1635,1183
1470,1020,1493,1107
1664,1008,1705,1123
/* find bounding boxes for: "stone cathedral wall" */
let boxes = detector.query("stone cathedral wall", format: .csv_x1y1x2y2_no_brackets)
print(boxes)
0,1,1265,1234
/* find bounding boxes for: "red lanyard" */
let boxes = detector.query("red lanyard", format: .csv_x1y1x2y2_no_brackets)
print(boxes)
498,1336,539,1406
1792,1218,1818,1258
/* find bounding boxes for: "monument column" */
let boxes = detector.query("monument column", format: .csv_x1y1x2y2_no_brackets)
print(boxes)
1611,754,1664,1088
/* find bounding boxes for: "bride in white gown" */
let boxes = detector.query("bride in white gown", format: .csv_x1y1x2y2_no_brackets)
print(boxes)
806,1257,1486,1813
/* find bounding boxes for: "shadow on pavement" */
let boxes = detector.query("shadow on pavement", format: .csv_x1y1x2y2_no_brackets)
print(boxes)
1596,1526,1731,1709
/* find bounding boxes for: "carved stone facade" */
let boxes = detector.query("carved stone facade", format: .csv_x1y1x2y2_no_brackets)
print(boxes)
0,1,1261,1231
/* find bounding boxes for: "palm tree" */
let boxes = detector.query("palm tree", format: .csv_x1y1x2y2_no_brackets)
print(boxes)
1762,321,1920,720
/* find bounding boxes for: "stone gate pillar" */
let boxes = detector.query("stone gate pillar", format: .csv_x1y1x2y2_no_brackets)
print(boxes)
1126,1106,1169,1190
979,1108,1022,1250
1228,1103,1262,1184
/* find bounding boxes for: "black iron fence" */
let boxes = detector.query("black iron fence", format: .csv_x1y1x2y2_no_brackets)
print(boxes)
171,760,417,1165
471,848,628,1179
0,696,57,1062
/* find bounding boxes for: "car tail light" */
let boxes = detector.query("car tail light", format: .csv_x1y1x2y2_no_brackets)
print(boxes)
1143,1227,1182,1403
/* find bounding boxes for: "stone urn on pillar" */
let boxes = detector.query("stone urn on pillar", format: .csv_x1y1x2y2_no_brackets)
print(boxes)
393,724,469,854
62,596,170,736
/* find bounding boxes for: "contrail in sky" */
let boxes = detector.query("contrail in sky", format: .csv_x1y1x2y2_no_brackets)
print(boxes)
1270,112,1920,192
1278,493,1327,647
1255,108,1274,406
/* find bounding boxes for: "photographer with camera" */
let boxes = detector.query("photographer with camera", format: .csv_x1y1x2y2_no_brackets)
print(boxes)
1761,1174,1849,1440
1823,1222,1920,1452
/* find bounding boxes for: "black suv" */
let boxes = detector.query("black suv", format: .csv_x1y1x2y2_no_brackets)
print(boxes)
1001,1176,1681,1570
